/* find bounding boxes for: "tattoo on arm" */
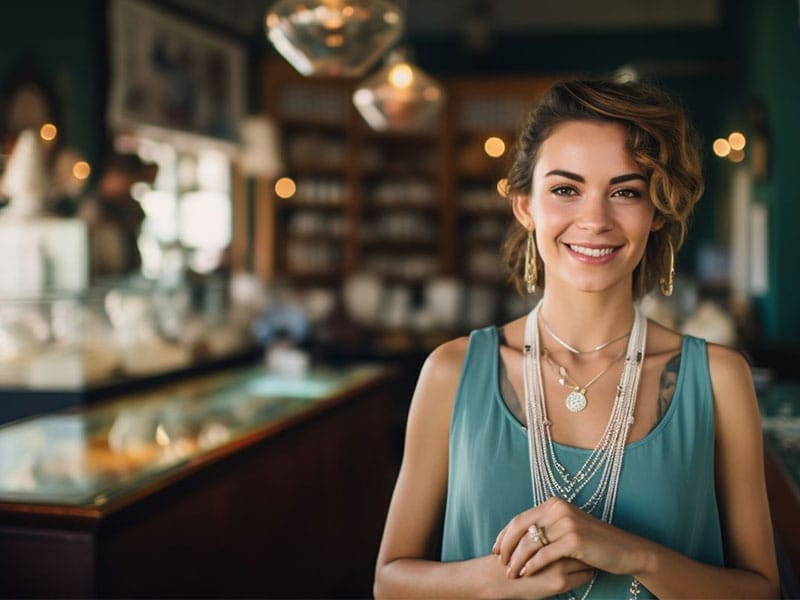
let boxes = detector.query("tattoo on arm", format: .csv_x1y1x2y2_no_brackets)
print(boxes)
656,353,681,424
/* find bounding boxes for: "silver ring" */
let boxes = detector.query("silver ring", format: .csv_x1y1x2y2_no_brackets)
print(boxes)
528,524,542,544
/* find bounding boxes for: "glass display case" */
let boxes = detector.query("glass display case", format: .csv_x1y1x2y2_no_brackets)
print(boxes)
0,364,382,509
0,361,395,598
0,281,262,424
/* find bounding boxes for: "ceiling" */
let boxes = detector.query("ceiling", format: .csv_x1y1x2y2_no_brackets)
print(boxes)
159,0,720,39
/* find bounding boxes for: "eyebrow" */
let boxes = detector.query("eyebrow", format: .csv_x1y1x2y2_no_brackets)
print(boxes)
544,169,647,185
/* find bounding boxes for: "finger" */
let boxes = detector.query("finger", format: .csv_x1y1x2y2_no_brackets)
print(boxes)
492,524,508,555
506,528,542,578
521,557,587,577
508,518,567,577
518,536,567,577
498,498,562,565
498,513,539,566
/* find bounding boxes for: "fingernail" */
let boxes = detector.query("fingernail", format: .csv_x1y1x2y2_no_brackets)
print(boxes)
506,567,512,579
520,567,526,576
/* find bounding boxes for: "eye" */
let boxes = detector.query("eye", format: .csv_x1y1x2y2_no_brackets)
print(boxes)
611,188,643,200
551,185,578,196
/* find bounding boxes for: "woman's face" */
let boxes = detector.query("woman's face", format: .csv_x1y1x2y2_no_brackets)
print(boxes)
514,120,660,297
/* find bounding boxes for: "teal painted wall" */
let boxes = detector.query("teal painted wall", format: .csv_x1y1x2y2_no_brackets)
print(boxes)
744,0,800,342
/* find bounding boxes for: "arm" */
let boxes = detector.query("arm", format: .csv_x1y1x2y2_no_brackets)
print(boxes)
496,346,779,598
633,345,778,597
374,340,593,599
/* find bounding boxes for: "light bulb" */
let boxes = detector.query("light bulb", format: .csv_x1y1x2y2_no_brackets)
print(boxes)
728,132,746,151
388,63,414,88
712,138,731,158
266,0,404,77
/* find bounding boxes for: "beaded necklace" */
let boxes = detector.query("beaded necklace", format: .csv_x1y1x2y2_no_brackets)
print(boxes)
523,301,646,600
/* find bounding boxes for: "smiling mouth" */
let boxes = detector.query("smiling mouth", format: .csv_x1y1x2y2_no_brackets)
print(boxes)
567,243,620,258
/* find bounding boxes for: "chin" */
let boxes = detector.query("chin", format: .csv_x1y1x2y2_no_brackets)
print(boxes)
557,274,632,296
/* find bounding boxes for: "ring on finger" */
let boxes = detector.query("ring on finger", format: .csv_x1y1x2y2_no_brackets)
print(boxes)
527,524,550,546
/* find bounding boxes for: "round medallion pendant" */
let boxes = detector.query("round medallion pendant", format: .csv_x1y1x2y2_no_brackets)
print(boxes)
565,390,587,412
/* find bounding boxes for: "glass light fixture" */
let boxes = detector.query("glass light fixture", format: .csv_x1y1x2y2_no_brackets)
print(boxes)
265,0,404,77
352,50,445,132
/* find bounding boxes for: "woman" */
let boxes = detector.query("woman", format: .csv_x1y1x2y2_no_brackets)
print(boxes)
373,80,779,599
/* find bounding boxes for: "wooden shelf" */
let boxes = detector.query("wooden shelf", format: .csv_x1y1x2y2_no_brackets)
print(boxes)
259,56,558,323
285,233,345,243
361,237,438,249
363,203,440,214
360,129,440,144
361,165,438,178
276,200,347,211
285,163,348,176
282,118,348,132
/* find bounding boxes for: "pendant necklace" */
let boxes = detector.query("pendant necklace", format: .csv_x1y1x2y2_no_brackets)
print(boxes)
522,301,646,600
542,347,626,412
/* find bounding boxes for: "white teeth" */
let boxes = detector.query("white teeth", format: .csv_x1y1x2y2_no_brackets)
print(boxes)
569,244,615,257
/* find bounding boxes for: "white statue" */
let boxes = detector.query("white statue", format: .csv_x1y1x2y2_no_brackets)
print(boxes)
1,129,50,218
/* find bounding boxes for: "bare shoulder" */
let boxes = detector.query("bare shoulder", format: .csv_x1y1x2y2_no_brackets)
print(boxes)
706,343,756,410
421,336,470,385
411,336,471,418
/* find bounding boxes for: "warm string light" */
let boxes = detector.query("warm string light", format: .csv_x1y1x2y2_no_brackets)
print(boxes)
713,131,747,163
484,136,506,158
275,176,296,199
39,123,57,142
72,161,91,180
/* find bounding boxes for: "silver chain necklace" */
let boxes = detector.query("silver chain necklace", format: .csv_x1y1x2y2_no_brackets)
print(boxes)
542,347,626,412
541,314,631,355
523,301,645,600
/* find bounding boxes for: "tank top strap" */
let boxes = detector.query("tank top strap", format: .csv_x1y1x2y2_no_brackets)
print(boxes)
450,326,499,431
646,334,715,463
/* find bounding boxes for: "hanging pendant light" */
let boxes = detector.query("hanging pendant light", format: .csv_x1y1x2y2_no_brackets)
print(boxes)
265,0,404,77
353,49,445,132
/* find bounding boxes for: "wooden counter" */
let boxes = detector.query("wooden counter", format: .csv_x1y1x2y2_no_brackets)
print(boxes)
0,366,398,598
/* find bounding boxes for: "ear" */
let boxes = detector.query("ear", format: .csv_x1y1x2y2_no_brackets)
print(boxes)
651,212,665,232
511,193,534,230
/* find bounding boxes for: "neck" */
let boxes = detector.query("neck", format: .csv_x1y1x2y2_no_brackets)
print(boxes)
539,285,636,353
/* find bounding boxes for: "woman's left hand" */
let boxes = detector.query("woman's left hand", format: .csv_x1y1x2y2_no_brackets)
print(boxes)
493,496,649,579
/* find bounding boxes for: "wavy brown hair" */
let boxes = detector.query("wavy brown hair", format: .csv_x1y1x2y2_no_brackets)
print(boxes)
502,79,704,299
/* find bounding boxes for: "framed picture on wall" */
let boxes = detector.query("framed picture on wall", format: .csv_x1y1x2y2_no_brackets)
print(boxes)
107,0,246,144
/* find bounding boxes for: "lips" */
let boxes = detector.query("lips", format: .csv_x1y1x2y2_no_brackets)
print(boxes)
568,243,620,256
564,242,622,262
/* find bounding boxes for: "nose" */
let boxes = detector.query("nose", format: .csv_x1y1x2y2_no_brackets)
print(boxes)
577,192,613,233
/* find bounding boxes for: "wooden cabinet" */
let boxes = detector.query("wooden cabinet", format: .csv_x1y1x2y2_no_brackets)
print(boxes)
0,366,398,598
262,66,357,282
259,58,558,331
356,130,447,283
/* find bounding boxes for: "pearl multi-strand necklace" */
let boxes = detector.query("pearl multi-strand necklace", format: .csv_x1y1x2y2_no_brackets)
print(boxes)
523,302,646,600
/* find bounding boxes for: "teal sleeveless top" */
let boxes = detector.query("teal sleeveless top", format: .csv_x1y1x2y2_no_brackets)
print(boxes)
441,326,724,599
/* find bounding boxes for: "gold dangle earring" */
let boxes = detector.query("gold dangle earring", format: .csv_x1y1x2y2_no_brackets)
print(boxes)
659,239,675,296
524,228,538,294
